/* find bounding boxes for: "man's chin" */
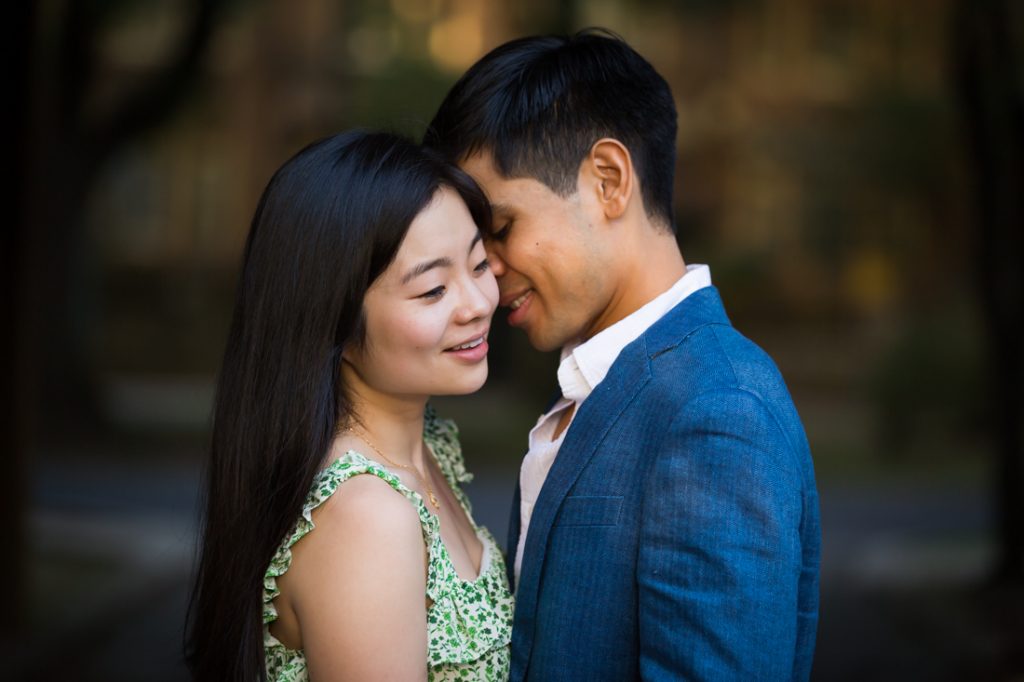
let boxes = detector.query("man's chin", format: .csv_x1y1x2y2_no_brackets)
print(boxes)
523,325,566,353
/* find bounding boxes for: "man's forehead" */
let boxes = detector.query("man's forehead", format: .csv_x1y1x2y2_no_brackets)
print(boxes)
458,149,503,180
459,151,517,215
459,151,542,210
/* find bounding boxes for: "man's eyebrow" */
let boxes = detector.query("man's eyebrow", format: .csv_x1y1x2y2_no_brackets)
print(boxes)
489,202,513,218
401,257,452,285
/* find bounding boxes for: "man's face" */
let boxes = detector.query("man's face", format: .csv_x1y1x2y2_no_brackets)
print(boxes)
460,151,612,352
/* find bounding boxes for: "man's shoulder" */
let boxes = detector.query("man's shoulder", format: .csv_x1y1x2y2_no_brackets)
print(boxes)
647,321,783,395
604,286,798,419
639,320,811,464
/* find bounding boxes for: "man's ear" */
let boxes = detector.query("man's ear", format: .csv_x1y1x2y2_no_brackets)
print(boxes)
581,138,634,221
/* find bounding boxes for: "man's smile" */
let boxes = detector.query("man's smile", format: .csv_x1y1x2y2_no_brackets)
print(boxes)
499,287,533,309
509,290,532,310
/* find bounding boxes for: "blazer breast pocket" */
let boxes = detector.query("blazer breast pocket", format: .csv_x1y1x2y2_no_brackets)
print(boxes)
554,495,624,527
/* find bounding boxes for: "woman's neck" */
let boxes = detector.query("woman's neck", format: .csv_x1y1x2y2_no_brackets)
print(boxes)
339,366,429,470
348,405,428,469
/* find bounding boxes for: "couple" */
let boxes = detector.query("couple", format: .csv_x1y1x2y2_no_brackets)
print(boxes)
187,31,821,681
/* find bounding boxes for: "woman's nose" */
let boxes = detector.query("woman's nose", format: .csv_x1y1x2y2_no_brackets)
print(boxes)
456,275,496,323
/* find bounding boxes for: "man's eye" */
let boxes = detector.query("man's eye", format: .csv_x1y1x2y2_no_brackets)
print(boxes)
491,222,511,242
419,286,446,300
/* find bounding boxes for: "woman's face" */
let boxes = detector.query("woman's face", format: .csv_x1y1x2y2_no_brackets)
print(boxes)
344,187,499,400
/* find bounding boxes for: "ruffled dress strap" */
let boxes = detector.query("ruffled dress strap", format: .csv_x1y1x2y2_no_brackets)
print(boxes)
423,406,475,514
262,450,440,681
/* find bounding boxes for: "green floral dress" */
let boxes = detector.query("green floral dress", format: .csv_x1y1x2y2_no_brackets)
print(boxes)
262,411,514,681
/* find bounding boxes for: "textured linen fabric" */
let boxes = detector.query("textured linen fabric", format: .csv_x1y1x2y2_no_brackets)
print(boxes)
506,286,821,681
263,410,514,681
514,265,711,581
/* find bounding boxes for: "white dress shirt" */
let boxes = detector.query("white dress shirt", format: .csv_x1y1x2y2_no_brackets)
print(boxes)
514,264,712,582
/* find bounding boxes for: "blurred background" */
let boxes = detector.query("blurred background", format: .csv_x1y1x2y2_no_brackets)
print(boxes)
5,0,1022,679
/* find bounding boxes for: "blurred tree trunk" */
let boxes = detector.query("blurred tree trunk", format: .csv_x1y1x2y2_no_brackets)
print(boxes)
953,0,1024,583
3,1,37,640
5,0,225,635
37,0,225,430
554,0,577,34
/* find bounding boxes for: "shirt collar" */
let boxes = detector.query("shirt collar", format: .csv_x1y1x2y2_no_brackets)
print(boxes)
556,264,712,403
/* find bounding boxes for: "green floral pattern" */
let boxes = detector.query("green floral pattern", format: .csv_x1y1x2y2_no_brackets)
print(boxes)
263,410,513,681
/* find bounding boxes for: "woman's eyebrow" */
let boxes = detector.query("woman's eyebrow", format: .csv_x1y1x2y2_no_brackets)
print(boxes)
401,257,452,285
401,234,482,285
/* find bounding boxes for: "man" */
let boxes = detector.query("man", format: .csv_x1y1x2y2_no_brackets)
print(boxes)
425,30,820,681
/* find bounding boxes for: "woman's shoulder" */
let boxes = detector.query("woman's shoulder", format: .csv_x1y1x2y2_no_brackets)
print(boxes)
304,451,431,557
282,470,427,604
313,471,422,540
272,467,432,680
264,453,429,650
268,452,431,588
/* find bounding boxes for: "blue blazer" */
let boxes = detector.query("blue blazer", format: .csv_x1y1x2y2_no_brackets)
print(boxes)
506,287,820,681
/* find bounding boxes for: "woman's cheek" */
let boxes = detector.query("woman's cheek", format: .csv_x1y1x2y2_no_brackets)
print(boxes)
484,275,500,312
401,309,448,353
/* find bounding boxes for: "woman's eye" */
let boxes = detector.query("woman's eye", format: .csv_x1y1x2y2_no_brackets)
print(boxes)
474,258,490,273
419,286,446,300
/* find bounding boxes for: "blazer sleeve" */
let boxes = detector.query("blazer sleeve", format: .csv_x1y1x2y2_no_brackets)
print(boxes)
637,387,806,680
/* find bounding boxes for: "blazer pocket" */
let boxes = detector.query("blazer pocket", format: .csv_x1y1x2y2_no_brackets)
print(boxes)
555,495,624,527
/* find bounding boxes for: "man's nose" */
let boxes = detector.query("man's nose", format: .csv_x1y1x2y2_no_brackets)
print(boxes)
485,243,507,277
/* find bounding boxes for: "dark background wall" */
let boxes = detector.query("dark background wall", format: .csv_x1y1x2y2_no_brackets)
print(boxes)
5,0,1022,679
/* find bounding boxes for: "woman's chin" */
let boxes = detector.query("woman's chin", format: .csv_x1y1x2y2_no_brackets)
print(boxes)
436,364,489,396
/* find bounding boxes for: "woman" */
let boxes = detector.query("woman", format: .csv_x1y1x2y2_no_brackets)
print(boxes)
186,131,513,681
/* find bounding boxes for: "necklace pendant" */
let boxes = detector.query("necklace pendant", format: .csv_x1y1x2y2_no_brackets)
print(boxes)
427,490,441,509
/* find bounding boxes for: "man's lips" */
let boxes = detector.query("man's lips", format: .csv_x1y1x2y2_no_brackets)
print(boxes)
504,289,533,327
499,288,533,310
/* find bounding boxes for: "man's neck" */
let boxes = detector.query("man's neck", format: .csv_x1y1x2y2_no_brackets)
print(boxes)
583,233,686,342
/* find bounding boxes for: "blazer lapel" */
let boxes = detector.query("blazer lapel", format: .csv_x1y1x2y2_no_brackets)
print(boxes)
510,335,652,667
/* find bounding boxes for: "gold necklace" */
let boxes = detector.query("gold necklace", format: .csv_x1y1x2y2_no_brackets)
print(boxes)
344,428,441,510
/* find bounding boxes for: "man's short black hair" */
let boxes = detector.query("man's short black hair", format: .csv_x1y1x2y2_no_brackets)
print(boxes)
424,29,679,231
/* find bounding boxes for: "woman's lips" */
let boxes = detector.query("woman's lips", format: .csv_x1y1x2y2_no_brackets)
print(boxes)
444,335,489,363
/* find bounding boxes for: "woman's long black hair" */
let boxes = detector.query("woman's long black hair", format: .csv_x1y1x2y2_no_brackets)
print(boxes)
184,131,491,681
